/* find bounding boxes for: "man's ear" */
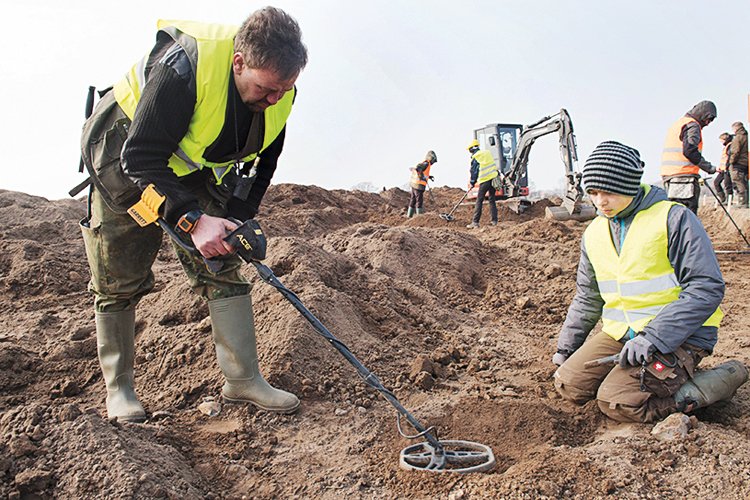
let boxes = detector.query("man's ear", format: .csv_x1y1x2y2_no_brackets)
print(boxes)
232,53,245,74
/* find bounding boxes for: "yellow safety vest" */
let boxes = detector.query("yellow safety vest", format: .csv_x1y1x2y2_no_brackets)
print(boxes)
113,19,294,184
585,197,722,340
660,116,702,177
473,150,498,183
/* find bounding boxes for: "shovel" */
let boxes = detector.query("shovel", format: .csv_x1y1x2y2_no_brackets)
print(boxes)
439,188,471,222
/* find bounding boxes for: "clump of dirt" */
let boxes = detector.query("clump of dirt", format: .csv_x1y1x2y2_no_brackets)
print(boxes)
1,185,749,499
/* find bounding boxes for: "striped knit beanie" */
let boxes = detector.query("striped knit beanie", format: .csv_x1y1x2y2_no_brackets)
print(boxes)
582,141,644,196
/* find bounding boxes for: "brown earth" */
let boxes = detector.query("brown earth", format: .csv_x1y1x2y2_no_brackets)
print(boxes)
1,185,749,499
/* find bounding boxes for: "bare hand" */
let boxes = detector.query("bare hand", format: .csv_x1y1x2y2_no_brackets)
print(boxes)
190,215,239,259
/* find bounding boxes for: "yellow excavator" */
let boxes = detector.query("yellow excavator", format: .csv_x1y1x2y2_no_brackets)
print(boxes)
471,109,596,221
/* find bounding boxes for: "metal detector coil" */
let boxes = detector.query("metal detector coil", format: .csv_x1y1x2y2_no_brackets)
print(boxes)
400,440,496,473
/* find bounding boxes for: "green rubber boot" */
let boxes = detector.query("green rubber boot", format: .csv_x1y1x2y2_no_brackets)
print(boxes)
96,309,146,422
416,208,424,215
674,360,749,412
406,207,415,218
209,295,300,413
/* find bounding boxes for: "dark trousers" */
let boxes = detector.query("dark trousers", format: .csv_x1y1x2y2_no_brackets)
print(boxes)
408,188,425,209
713,171,733,201
730,166,749,207
472,180,497,224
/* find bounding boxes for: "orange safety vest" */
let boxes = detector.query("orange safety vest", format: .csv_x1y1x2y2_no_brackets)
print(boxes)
410,161,432,189
660,116,702,176
719,143,730,172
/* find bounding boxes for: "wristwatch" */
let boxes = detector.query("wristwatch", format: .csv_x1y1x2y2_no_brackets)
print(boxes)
176,209,204,234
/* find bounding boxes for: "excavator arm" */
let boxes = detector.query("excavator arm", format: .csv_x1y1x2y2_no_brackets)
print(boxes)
498,109,595,221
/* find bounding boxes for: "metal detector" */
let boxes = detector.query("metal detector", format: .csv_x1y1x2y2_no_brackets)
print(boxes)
439,188,471,222
128,186,496,473
701,178,750,248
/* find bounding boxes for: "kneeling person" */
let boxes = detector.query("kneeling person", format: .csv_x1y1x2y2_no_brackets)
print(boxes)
552,141,747,423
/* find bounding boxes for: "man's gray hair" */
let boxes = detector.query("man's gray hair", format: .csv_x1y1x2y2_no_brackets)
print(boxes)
235,7,308,80
732,121,744,129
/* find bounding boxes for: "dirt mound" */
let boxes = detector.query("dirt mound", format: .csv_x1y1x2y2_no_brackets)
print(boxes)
1,186,749,498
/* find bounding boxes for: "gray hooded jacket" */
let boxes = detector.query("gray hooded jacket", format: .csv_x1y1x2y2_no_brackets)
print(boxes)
671,101,717,175
557,185,724,355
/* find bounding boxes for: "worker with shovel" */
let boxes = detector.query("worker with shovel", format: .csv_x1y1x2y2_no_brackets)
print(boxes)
465,139,499,228
552,141,747,423
78,7,308,422
406,150,437,217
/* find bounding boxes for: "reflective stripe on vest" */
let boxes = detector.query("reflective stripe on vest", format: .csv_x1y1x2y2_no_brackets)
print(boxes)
584,199,723,340
410,162,431,189
113,20,294,184
660,116,702,176
473,150,498,183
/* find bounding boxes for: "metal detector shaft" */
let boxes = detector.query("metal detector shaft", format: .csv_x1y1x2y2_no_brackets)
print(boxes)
251,261,444,453
703,178,750,247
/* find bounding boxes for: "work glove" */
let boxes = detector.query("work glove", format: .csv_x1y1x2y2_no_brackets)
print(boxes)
552,349,570,367
699,160,716,175
429,176,435,182
619,335,656,368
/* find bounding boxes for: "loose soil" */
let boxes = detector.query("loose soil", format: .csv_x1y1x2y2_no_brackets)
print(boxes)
1,185,749,499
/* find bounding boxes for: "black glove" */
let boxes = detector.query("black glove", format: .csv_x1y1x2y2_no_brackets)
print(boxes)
223,219,267,262
619,335,656,368
429,176,435,182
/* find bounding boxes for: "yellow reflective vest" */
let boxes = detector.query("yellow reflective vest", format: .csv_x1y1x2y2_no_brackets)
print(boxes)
113,20,294,184
660,116,702,177
584,197,723,340
473,150,498,183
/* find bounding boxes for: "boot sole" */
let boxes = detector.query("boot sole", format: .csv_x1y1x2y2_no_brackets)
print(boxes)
112,414,147,423
222,395,300,414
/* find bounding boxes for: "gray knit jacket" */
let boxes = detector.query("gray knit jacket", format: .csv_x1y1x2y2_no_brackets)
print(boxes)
557,185,725,355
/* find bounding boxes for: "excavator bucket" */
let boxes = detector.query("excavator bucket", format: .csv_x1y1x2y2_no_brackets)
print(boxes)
545,202,596,222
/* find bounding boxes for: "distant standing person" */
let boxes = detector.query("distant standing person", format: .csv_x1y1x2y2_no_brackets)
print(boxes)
466,139,499,228
406,150,437,217
713,132,734,205
728,121,749,208
660,100,717,214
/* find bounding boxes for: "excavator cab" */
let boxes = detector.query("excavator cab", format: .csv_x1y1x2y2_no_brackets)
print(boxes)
473,123,527,194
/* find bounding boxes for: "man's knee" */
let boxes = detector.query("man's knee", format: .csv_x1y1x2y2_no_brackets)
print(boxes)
553,369,596,404
596,373,652,423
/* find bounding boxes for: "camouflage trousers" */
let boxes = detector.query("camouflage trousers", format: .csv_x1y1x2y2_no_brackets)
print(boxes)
554,332,706,423
80,187,250,313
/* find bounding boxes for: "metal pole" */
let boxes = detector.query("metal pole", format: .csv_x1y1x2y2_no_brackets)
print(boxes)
703,177,750,247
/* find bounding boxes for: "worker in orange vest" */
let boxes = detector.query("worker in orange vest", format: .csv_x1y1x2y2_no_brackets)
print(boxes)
713,132,734,205
406,150,437,217
660,101,717,214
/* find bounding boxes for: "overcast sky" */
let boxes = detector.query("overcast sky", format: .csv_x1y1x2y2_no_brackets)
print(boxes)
2,1,749,200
